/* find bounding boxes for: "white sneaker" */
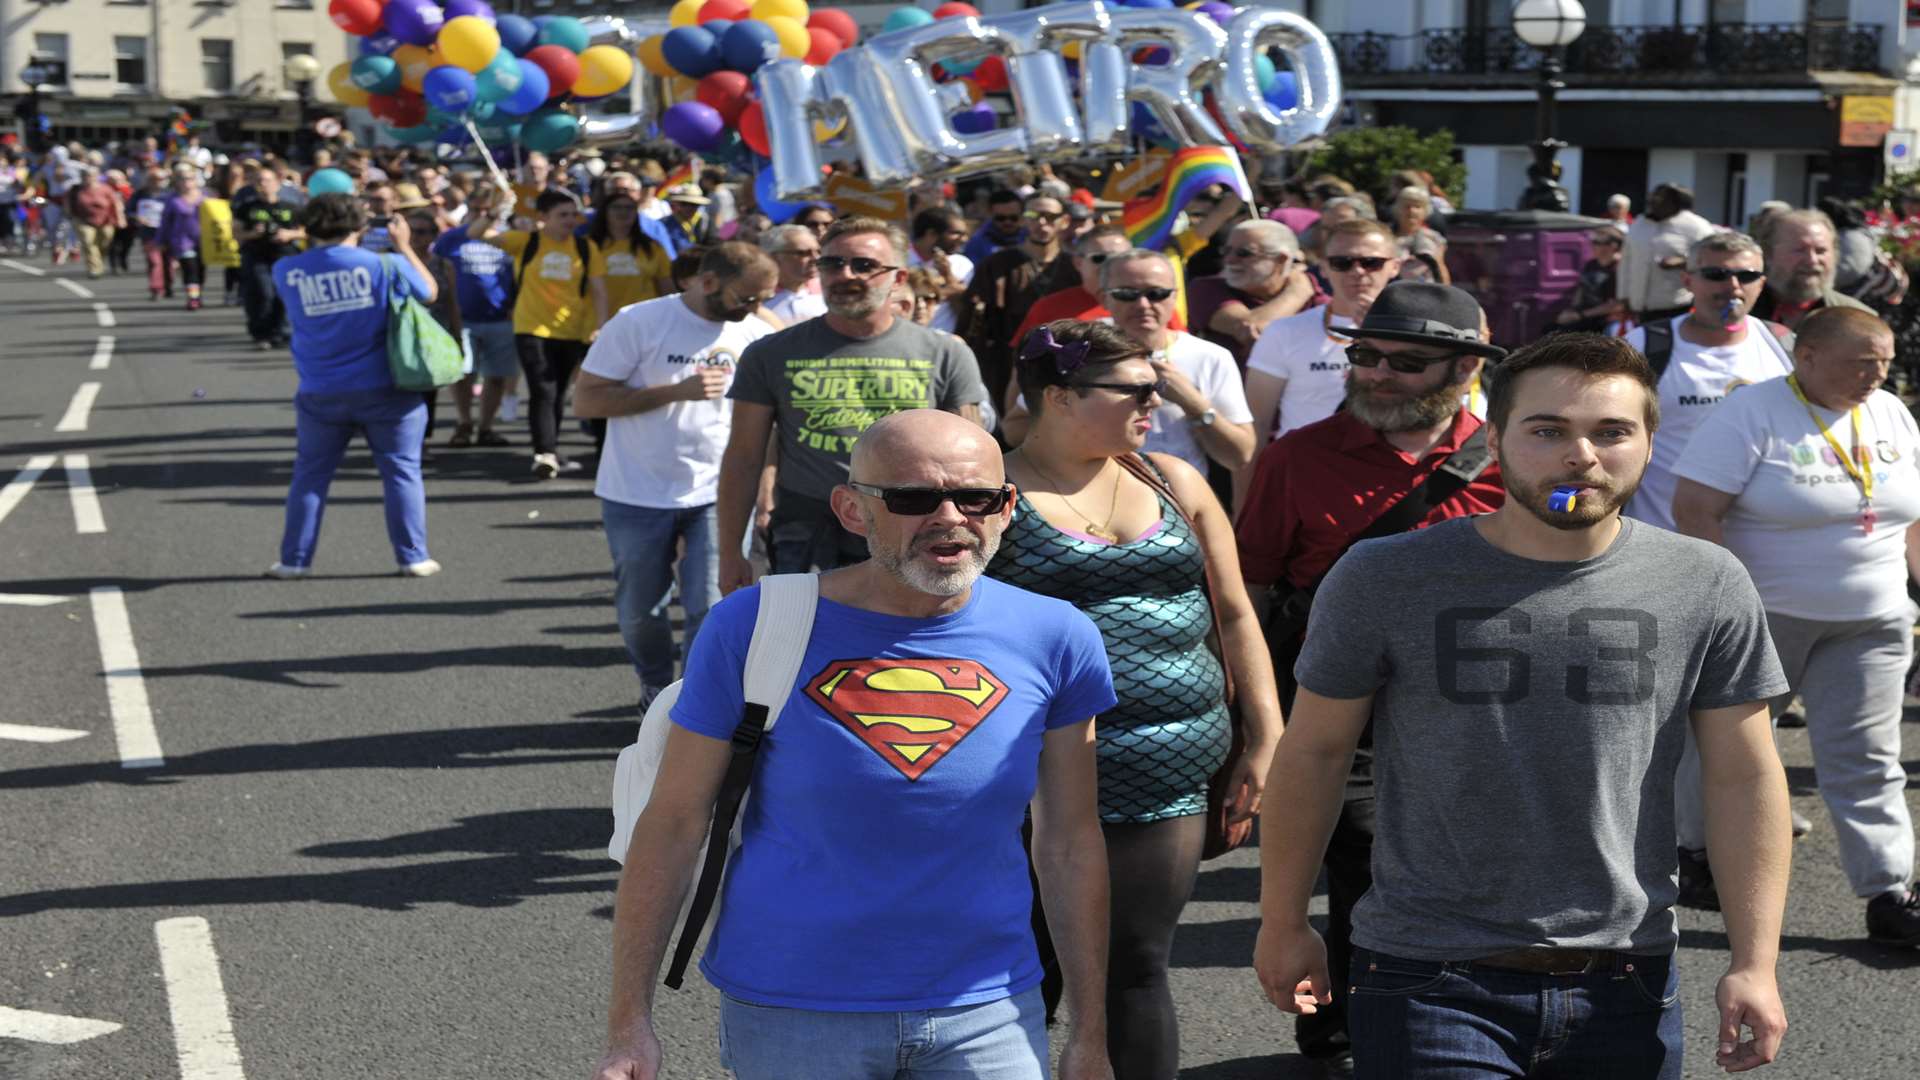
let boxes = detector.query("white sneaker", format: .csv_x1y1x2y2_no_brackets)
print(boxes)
557,456,584,474
264,563,310,579
498,394,520,423
399,559,442,577
531,453,561,479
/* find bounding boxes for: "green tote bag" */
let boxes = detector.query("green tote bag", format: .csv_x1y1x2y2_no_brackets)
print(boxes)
383,254,464,391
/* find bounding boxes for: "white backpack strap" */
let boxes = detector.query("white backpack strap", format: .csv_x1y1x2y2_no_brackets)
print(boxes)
742,574,819,728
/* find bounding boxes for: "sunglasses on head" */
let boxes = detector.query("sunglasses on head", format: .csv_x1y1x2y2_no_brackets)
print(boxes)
1345,343,1458,374
1694,266,1764,284
1327,255,1392,272
817,255,897,276
1223,245,1279,260
1078,378,1168,406
847,482,1013,516
1107,286,1175,303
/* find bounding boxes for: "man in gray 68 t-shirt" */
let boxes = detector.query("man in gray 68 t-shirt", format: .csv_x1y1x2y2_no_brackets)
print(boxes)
1253,334,1793,1078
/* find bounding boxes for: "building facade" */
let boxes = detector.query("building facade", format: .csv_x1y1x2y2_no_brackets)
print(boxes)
0,0,351,149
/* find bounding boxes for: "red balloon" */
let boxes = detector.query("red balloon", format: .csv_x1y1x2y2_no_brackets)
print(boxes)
803,27,843,66
697,0,749,22
696,71,753,125
524,45,582,100
806,8,858,48
739,100,769,158
369,91,427,127
972,54,1007,92
328,0,385,35
933,2,979,17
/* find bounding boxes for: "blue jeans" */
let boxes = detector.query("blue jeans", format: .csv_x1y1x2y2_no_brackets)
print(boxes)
601,498,717,688
280,389,430,568
1349,947,1682,1079
718,987,1048,1080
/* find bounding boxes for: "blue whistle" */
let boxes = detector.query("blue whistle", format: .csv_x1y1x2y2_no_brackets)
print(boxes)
1548,486,1580,513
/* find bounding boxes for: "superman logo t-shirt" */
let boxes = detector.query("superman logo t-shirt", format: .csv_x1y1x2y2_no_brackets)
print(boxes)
670,576,1115,1011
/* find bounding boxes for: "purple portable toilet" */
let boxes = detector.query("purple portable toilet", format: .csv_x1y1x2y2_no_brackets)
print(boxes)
1442,210,1610,351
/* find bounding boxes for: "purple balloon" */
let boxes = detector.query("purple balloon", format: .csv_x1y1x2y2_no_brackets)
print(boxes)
444,0,496,21
661,101,726,151
386,0,447,46
1195,0,1236,23
953,102,996,135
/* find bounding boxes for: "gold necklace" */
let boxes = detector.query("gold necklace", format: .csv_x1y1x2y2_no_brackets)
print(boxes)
1024,454,1123,542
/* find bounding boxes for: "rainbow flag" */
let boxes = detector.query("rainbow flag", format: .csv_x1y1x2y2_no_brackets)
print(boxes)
1121,145,1252,251
661,160,697,190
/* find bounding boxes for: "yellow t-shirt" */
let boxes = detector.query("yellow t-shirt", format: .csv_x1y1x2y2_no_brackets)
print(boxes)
591,234,672,317
494,230,599,341
198,198,240,269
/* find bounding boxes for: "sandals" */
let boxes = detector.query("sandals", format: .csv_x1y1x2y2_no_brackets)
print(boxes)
448,423,474,448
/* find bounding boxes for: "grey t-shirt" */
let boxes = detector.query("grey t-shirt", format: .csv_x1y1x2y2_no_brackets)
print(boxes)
1296,516,1786,960
730,317,986,501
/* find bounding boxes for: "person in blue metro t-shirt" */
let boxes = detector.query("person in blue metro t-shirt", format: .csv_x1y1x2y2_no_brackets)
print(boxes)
596,409,1119,1080
266,193,443,580
431,180,520,447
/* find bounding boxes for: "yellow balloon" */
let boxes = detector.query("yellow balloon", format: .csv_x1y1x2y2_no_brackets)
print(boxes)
638,34,676,79
573,45,635,98
750,0,809,23
326,61,371,107
669,75,699,103
1062,40,1083,60
813,114,847,142
393,44,435,93
437,16,501,74
765,15,810,60
669,0,703,27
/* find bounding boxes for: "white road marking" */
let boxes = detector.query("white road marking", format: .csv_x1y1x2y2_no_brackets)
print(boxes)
55,382,100,433
92,303,115,328
56,278,94,299
0,593,70,606
90,335,114,370
0,1004,121,1044
0,722,89,743
63,454,105,534
155,918,246,1080
0,455,58,526
0,258,47,277
90,586,162,768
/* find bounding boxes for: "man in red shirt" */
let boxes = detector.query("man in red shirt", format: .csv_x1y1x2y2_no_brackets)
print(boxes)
1235,281,1506,1078
68,166,127,280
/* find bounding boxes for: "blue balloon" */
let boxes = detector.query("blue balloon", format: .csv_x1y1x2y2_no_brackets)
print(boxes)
307,168,355,195
351,54,403,95
359,32,404,57
662,25,723,78
952,102,996,134
495,14,539,56
720,20,781,72
498,58,550,114
882,7,935,32
754,164,810,226
437,124,474,148
1131,101,1174,146
1121,0,1174,7
423,65,478,112
1262,70,1298,111
474,48,524,102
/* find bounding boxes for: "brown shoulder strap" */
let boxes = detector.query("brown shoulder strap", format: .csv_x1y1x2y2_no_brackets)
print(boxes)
1114,453,1236,705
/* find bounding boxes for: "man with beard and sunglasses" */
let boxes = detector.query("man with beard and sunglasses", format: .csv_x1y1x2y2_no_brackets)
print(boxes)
1255,333,1792,1080
1235,282,1507,1077
596,409,1118,1080
1185,219,1319,369
573,243,781,709
717,217,987,593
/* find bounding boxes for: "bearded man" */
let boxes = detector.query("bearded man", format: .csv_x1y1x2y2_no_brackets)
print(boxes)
1750,208,1871,330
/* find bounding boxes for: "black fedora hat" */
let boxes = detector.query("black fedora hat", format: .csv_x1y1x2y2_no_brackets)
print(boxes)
1351,281,1508,360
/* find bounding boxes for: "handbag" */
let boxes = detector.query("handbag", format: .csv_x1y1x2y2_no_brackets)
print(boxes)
1113,452,1251,859
382,254,465,391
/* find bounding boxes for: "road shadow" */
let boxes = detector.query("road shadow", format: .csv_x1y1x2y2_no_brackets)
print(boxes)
1192,866,1259,904
4,426,294,457
0,719,632,791
1678,927,1920,971
238,597,607,620
131,641,628,687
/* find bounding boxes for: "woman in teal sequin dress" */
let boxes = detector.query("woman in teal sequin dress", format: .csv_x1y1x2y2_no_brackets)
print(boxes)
990,320,1284,1080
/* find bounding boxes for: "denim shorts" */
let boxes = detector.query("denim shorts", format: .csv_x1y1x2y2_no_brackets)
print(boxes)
718,986,1048,1080
462,320,519,379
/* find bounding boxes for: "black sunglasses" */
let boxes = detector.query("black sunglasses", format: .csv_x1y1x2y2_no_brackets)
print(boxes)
1078,378,1168,406
1327,255,1392,273
991,213,1022,224
1107,286,1175,303
1223,245,1280,260
847,482,1013,516
1086,252,1117,264
1345,343,1458,374
1694,267,1764,284
817,255,898,276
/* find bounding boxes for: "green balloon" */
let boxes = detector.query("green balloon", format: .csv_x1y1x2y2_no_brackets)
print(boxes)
392,123,442,145
533,15,591,54
518,108,579,153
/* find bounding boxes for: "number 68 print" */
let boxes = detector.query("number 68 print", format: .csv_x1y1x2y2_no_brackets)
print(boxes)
1434,608,1658,706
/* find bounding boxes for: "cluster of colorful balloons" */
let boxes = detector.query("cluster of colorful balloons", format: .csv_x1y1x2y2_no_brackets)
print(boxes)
638,0,862,156
323,0,636,154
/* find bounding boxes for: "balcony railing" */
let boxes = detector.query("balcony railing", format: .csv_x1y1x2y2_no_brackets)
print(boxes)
1331,21,1883,78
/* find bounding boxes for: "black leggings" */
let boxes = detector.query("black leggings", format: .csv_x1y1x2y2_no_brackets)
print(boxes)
176,253,204,288
513,334,588,455
1103,815,1206,1080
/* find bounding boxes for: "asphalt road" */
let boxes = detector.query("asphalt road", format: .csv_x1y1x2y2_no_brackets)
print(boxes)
1,256,1916,1080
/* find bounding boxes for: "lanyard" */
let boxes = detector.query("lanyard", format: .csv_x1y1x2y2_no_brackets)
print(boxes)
1787,374,1872,505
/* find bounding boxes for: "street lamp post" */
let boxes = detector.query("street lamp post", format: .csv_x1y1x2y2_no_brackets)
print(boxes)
1512,0,1586,212
282,53,321,165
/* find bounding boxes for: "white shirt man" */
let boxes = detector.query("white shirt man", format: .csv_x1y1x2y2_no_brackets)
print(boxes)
1619,184,1717,316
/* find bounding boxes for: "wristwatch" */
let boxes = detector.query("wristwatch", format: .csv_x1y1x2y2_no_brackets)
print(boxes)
1188,407,1217,428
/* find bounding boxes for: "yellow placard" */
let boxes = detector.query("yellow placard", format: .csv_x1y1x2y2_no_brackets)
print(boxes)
1101,150,1172,203
1840,95,1895,147
823,173,909,222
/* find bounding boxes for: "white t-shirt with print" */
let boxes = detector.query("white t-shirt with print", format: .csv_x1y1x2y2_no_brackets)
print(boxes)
1246,305,1354,439
1623,315,1794,531
1673,377,1920,621
766,288,827,326
1141,332,1254,473
583,295,776,509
